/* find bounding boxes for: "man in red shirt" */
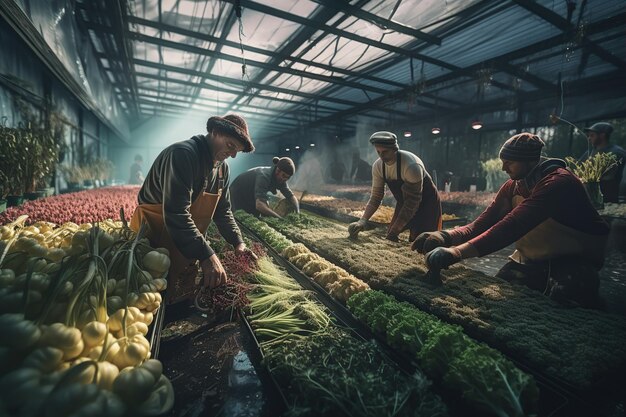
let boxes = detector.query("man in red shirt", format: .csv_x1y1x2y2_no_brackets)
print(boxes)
413,133,609,307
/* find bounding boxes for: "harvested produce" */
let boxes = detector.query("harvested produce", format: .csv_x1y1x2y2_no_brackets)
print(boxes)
0,187,140,226
246,255,447,417
237,211,369,302
0,217,173,417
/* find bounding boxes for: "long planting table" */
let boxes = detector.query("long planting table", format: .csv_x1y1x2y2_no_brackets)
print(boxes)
237,217,617,417
255,211,626,411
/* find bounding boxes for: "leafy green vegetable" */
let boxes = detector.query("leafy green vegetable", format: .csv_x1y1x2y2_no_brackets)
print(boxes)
445,344,539,417
348,290,539,417
265,328,448,417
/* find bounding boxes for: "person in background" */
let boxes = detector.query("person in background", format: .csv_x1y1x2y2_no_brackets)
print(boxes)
130,114,256,304
230,156,299,218
413,133,610,308
129,154,145,185
350,149,372,182
579,122,625,203
348,131,442,242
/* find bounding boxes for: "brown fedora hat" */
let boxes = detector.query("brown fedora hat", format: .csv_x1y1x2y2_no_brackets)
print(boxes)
206,113,255,152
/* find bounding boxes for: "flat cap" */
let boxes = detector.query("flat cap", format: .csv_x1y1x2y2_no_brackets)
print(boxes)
369,131,398,147
584,122,613,135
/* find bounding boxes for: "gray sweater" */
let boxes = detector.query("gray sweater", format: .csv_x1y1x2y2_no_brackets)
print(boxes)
138,135,243,260
230,166,294,216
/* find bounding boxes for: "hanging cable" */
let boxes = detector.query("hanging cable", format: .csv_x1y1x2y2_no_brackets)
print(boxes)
234,0,249,82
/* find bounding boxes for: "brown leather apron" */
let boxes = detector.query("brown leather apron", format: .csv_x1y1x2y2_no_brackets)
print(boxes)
509,195,607,267
383,152,442,241
130,166,223,304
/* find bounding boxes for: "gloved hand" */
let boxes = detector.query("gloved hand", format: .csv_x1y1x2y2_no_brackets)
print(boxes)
411,231,451,253
385,233,399,242
348,219,367,239
425,247,462,271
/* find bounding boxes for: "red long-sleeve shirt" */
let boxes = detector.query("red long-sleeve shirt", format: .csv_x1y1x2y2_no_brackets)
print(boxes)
447,165,609,257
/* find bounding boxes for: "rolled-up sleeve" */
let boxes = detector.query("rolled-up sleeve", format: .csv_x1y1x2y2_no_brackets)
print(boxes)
278,182,294,200
364,162,385,214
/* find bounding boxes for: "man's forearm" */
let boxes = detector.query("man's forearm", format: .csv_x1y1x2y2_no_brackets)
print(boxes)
256,200,281,218
289,195,300,212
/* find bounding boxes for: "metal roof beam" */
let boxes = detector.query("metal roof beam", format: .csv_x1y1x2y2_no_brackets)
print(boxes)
127,58,362,107
134,93,328,121
120,68,352,113
495,63,556,91
512,0,626,72
219,0,458,71
126,15,407,89
124,30,391,95
123,71,390,124
136,99,300,127
311,0,441,45
187,7,237,108
135,107,290,133
126,58,415,119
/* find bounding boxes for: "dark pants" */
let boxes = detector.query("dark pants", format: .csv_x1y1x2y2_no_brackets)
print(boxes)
496,257,602,308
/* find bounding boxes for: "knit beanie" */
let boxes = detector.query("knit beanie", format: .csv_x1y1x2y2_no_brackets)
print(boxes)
273,156,295,176
369,131,399,150
499,133,545,161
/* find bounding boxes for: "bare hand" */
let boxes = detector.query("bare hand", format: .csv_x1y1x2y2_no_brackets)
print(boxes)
200,254,227,289
235,243,258,261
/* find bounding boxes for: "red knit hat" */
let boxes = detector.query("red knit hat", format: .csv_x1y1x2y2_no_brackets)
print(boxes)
499,133,545,161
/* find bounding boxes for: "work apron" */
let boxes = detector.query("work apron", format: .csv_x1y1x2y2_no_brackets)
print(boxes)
130,167,223,304
509,195,607,267
497,195,607,307
383,152,442,241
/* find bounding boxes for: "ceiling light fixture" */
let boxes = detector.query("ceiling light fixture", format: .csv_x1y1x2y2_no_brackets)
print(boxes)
295,145,300,150
310,143,315,147
471,120,483,130
403,131,412,138
431,127,441,135
285,148,290,152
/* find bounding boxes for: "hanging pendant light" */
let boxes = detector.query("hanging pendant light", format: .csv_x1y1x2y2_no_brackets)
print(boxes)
403,130,412,138
431,127,441,135
471,120,483,130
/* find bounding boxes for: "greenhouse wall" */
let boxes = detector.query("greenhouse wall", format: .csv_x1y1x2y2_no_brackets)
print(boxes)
0,12,123,190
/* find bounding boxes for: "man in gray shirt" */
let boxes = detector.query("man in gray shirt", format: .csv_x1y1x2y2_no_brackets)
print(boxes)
231,157,299,218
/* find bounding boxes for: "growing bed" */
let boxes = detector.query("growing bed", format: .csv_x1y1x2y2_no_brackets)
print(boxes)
258,211,626,394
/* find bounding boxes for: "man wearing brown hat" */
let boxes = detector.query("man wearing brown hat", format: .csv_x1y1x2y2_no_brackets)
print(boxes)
413,133,610,308
230,156,299,218
348,131,442,242
130,114,256,304
579,122,625,203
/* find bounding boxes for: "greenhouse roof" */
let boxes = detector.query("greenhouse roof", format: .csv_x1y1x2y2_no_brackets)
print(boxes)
75,0,626,142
